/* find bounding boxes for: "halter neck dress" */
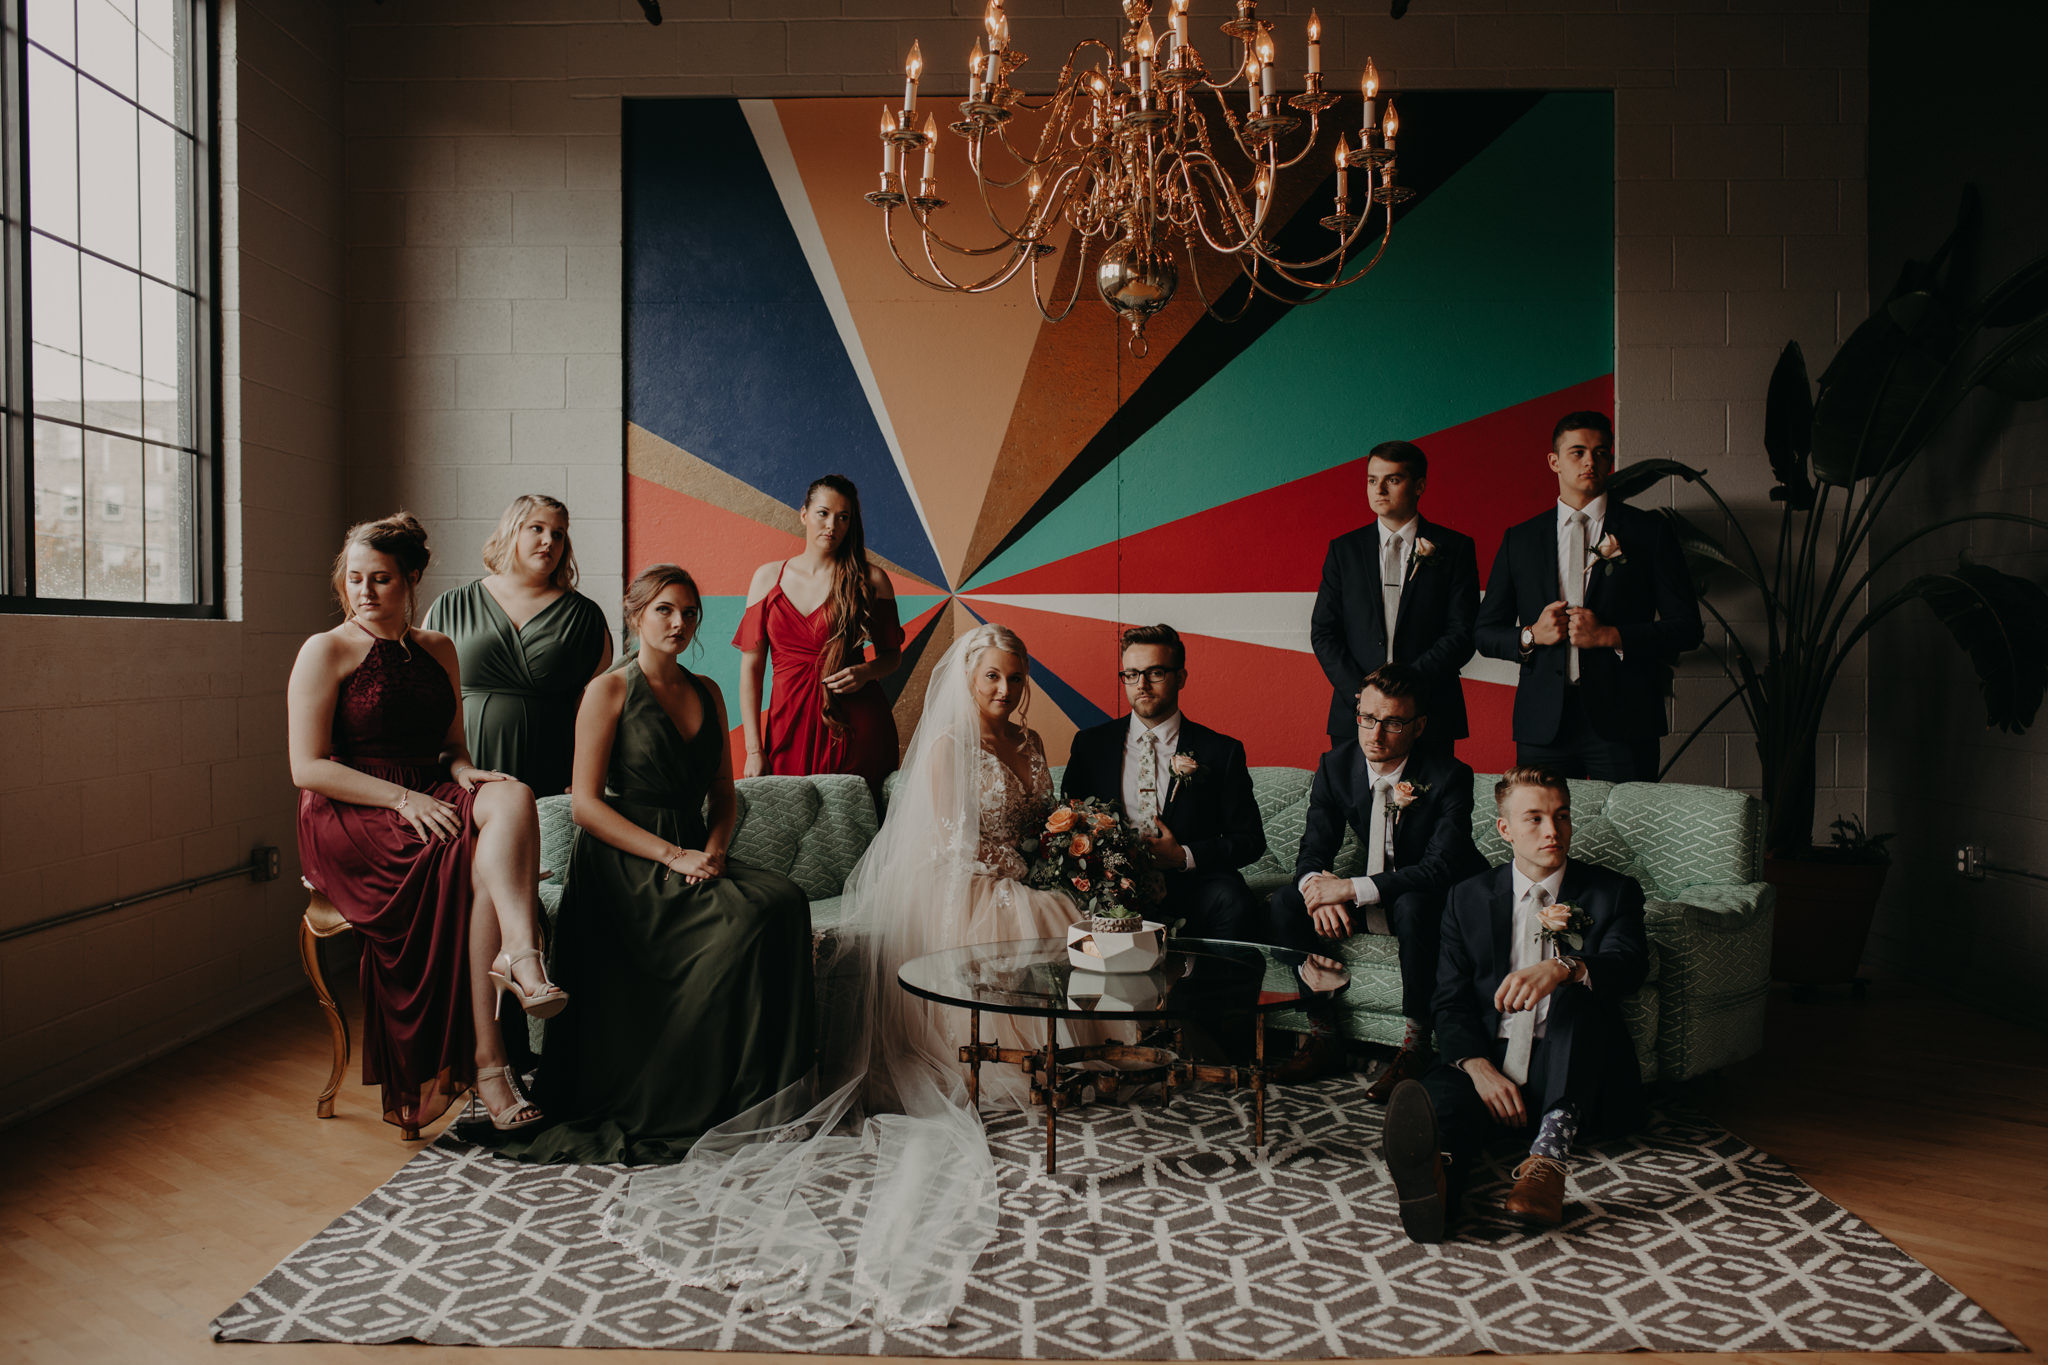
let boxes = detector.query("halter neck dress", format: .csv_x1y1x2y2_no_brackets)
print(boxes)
734,562,904,799
295,628,480,1133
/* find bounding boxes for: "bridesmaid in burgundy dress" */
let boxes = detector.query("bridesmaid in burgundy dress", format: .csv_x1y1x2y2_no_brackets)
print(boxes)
288,513,567,1135
736,475,905,799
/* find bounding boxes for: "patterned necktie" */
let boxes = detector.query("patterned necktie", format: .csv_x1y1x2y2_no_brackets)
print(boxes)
1136,729,1159,834
1381,531,1404,645
1502,886,1545,1085
1564,511,1587,683
1364,777,1393,936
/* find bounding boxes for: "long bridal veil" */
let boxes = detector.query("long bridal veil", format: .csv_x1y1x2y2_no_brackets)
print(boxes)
602,624,1018,1328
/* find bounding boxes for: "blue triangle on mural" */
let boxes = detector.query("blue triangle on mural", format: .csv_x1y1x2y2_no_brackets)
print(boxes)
623,100,945,586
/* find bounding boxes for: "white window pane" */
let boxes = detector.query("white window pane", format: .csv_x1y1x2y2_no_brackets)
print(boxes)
81,254,142,435
31,236,83,417
27,50,79,243
77,0,136,100
28,0,76,62
86,433,145,600
78,81,139,267
143,443,193,602
136,0,176,121
138,115,177,282
34,421,85,597
140,276,185,444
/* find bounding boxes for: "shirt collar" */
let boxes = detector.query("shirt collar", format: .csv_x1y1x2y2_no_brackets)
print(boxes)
1365,755,1408,788
1511,861,1567,905
1378,514,1418,544
1128,710,1182,748
1557,494,1608,535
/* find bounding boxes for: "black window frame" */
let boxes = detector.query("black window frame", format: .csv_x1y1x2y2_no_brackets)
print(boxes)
0,0,222,618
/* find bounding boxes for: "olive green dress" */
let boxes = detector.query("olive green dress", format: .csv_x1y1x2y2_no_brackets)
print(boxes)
422,580,610,796
490,666,816,1165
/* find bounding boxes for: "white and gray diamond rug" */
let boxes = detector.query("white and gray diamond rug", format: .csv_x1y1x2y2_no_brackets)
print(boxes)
211,1076,2020,1356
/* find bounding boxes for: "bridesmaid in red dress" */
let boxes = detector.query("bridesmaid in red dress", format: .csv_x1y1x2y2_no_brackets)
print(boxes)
288,513,568,1135
735,475,904,798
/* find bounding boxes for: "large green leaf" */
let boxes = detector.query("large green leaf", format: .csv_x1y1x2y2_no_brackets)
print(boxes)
1900,561,2048,732
1606,458,1705,504
1763,341,1816,510
1809,285,1957,485
1978,311,2048,399
1978,249,2048,327
1651,505,1754,593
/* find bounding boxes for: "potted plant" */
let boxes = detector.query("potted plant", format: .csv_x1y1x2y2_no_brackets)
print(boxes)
1025,796,1168,972
1610,202,2048,982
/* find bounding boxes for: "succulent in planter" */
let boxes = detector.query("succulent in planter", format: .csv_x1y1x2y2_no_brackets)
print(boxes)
1611,199,2048,857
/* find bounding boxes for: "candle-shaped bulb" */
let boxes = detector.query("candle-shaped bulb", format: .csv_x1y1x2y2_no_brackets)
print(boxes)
1137,19,1155,57
880,107,897,176
921,113,938,182
1335,135,1347,167
1306,10,1321,74
1172,0,1189,45
906,40,922,80
1027,169,1043,200
1256,169,1270,200
1384,98,1399,142
1334,133,1349,200
997,17,1010,47
1256,31,1275,64
1308,10,1320,41
967,44,982,97
1246,58,1262,109
984,0,1001,40
881,106,896,136
1363,58,1379,100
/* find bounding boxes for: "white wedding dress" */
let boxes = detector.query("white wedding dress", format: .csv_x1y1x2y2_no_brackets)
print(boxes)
601,625,1096,1328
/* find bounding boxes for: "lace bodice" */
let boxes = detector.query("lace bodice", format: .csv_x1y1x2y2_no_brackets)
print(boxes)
975,734,1052,881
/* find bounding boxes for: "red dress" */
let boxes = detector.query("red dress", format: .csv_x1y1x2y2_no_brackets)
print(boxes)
734,566,904,798
297,632,480,1132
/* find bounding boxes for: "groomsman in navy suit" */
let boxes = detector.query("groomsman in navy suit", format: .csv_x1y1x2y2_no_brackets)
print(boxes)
1474,412,1703,782
1310,440,1480,753
1062,624,1267,940
1267,664,1485,1090
1383,765,1649,1243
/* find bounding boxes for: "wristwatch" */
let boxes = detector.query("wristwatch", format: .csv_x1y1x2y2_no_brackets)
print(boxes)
1520,626,1535,651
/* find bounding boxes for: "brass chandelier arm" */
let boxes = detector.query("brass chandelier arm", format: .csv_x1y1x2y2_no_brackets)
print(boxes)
883,210,1038,293
1028,233,1093,325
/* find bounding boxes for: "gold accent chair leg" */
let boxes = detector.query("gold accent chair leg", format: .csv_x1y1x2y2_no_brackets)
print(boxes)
299,913,351,1121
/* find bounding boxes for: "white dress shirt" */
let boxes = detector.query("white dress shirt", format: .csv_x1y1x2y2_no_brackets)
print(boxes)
1299,755,1407,906
1555,494,1621,666
1378,515,1418,642
1124,711,1196,870
1496,863,1591,1041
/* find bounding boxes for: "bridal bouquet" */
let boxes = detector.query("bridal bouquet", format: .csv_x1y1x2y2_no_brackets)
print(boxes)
1024,796,1162,927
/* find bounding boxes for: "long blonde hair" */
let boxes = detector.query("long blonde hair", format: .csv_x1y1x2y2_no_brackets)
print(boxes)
481,493,578,591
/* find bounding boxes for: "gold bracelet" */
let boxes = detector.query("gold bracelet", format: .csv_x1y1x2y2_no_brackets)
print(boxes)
394,790,412,813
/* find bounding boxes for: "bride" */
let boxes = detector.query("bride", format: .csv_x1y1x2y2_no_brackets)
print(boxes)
602,623,1102,1327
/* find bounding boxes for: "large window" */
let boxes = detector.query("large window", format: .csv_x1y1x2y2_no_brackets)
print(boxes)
2,0,217,614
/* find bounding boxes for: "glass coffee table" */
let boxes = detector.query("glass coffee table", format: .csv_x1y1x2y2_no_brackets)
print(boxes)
897,937,1350,1173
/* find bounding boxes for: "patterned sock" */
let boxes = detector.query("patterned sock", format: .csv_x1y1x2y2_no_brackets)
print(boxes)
1401,1017,1426,1051
1530,1103,1580,1162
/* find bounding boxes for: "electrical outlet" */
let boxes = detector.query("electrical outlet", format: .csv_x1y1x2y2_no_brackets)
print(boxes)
253,846,282,882
1955,844,1985,879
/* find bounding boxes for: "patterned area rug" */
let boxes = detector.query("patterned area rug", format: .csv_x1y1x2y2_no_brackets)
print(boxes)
212,1076,2019,1357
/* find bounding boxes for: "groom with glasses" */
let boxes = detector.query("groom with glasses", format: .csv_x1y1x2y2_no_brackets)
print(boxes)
1061,624,1268,941
1267,663,1483,1087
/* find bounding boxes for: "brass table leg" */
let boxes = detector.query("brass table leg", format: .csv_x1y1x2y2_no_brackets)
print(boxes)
967,1008,981,1112
1043,1017,1059,1175
1253,1013,1267,1148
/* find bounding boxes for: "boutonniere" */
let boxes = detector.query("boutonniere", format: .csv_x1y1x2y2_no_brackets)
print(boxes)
1593,532,1626,576
1537,899,1593,952
1386,780,1428,818
1405,537,1436,581
1167,750,1202,803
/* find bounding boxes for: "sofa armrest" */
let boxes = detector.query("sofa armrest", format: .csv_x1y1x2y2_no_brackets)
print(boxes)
1645,880,1774,935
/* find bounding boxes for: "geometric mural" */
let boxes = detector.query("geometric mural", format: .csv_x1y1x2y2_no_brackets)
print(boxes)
625,93,1614,772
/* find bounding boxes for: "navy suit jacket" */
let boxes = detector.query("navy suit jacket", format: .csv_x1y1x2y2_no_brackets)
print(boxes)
1062,715,1267,874
1473,499,1704,745
1290,744,1485,903
1434,858,1649,1129
1310,515,1480,742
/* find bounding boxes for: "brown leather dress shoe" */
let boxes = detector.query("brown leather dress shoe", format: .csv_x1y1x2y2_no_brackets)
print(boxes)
1503,1155,1568,1225
1272,1030,1349,1084
1364,1047,1429,1103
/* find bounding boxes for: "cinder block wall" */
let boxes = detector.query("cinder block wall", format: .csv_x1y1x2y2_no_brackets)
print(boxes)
0,0,348,1124
339,0,1870,826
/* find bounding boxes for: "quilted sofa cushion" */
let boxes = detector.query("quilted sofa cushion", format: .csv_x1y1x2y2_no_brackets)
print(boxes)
1605,781,1763,895
729,774,878,901
1467,776,1638,879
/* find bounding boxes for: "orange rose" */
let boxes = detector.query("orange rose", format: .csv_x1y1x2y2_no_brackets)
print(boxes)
1092,811,1116,831
1046,807,1079,833
1537,902,1572,933
1068,833,1094,856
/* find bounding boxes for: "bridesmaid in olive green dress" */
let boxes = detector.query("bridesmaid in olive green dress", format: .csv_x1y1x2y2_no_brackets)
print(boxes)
489,564,815,1165
423,494,613,797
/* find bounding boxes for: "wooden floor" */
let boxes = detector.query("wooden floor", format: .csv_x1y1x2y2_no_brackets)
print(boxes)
1,982,2041,1364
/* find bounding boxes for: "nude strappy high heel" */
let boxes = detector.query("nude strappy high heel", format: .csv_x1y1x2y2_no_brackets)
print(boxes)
488,948,569,1020
475,1065,546,1131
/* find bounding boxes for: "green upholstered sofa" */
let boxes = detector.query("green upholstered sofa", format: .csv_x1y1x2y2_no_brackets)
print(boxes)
533,769,1771,1083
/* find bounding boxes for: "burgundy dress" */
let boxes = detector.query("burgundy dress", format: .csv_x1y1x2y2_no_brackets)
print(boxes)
733,566,904,797
298,632,480,1132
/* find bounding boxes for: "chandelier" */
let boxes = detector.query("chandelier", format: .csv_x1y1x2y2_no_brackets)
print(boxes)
866,0,1413,355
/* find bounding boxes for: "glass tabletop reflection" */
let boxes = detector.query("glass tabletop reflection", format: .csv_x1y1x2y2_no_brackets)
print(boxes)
895,937,1351,1022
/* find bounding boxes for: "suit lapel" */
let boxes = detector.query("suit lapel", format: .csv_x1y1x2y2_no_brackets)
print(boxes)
1389,517,1427,649
1099,723,1128,807
1361,529,1391,646
1485,863,1516,979
1521,512,1556,608
1158,716,1200,823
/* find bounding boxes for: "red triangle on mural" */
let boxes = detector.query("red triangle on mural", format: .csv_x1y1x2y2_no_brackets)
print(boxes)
973,375,1615,597
629,476,943,597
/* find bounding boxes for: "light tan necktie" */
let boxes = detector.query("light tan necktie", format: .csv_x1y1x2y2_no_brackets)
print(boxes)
1135,730,1159,834
1502,887,1545,1085
1363,778,1392,935
1381,531,1404,645
1564,511,1587,683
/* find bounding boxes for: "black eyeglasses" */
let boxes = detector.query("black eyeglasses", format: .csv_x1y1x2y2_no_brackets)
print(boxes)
1117,666,1180,684
1355,714,1414,734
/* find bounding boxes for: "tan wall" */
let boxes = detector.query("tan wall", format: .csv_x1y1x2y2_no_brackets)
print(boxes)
0,0,347,1124
342,0,1870,825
